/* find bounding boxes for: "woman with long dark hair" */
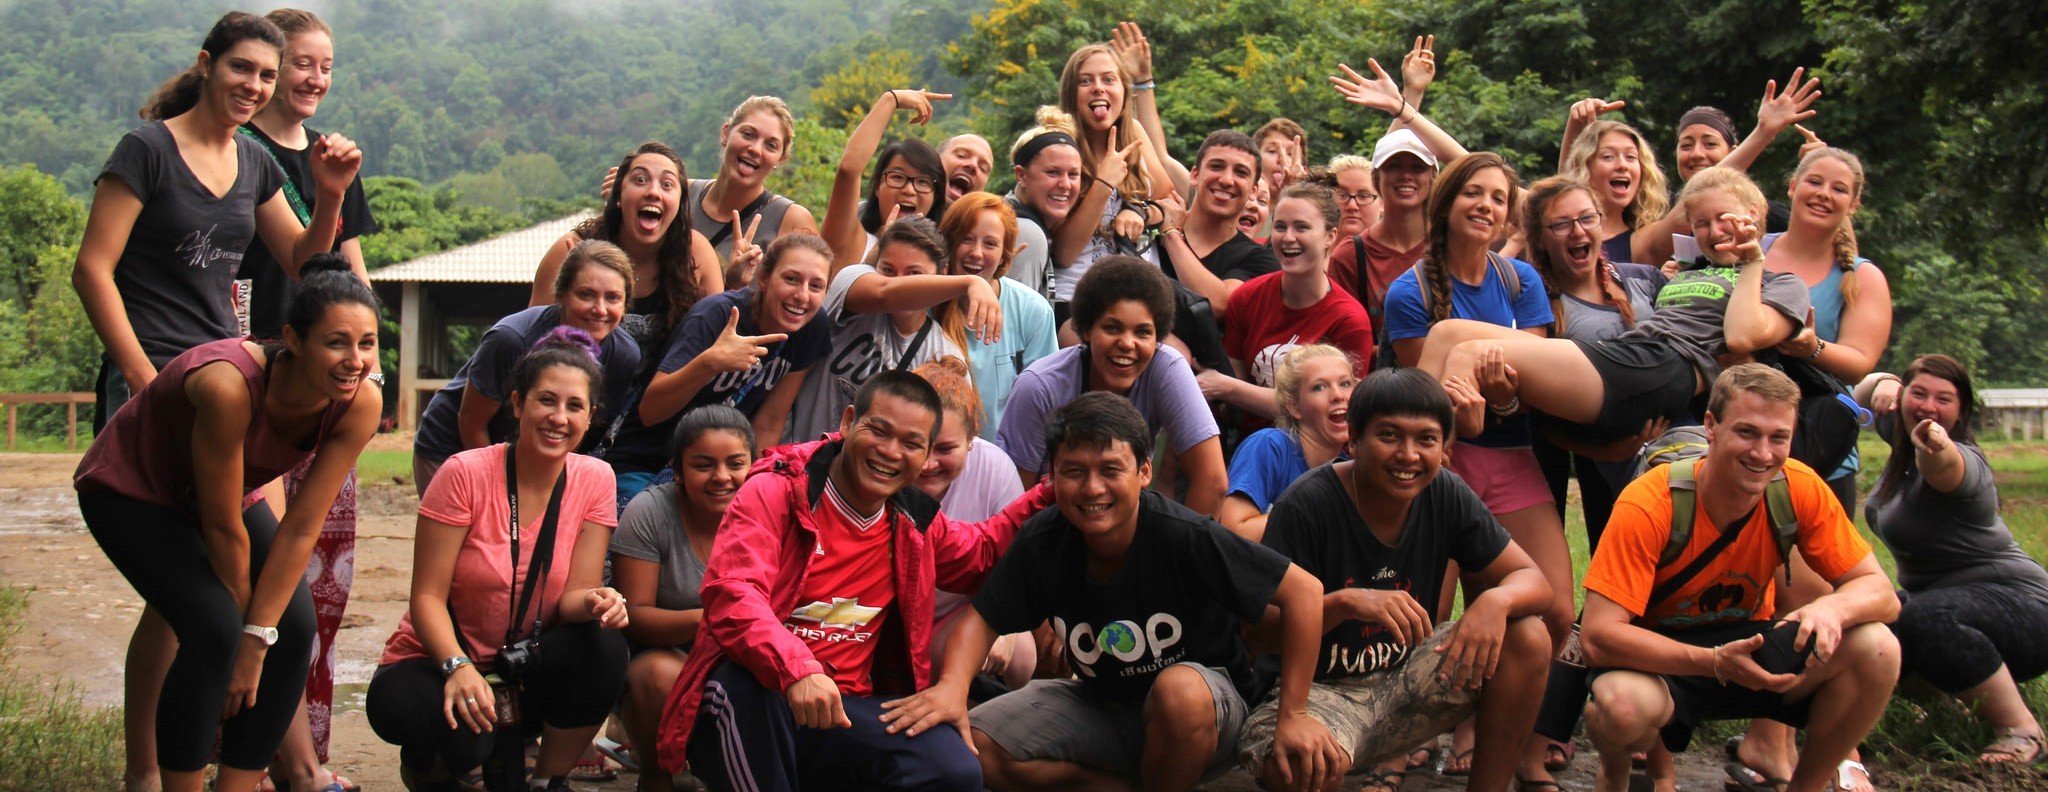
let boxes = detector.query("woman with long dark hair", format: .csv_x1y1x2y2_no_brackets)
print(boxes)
1859,355,2048,766
74,256,382,792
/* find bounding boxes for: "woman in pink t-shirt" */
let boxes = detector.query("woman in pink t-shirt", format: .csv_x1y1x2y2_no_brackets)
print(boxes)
367,331,631,790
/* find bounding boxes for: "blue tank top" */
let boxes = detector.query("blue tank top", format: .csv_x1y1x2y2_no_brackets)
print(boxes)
1802,257,1870,480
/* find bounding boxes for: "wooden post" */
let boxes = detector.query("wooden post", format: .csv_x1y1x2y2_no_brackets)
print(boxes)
67,401,77,450
6,403,14,449
399,281,422,430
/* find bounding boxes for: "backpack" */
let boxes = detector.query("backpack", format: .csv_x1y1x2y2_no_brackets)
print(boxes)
1641,457,1800,621
1373,251,1522,370
1775,356,1865,475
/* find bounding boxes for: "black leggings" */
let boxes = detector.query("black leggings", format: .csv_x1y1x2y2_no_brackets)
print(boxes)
365,620,628,777
1893,582,2048,693
1533,440,1621,552
79,491,316,772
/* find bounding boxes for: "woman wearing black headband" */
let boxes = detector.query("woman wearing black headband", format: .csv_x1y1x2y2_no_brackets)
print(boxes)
1635,68,1823,264
1004,107,1084,299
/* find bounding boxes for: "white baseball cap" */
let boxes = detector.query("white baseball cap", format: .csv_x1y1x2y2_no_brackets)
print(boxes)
1371,129,1438,170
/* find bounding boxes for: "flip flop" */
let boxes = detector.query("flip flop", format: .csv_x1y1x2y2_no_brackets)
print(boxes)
1980,729,2048,766
1828,759,1874,792
593,736,639,773
1516,776,1563,792
1724,735,1790,792
1359,766,1407,792
1542,738,1575,772
1440,745,1475,777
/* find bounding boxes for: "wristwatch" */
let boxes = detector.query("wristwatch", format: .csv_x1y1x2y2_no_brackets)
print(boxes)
440,656,474,678
242,624,279,647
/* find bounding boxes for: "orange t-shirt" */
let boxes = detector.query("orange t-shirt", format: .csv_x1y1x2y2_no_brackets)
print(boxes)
1583,459,1870,630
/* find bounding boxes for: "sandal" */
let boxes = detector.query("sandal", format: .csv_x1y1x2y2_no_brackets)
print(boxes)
567,755,618,782
1828,759,1874,792
1980,729,2048,766
1439,745,1474,777
332,773,361,792
593,736,639,773
1515,776,1563,792
1541,738,1575,772
1359,766,1408,792
1725,735,1790,792
1404,743,1436,770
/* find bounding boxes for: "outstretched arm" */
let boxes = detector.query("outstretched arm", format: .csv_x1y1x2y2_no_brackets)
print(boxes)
1558,97,1626,172
1718,67,1823,175
1330,60,1468,163
1112,22,1189,196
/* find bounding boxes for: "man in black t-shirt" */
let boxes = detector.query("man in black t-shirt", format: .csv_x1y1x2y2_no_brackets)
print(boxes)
880,392,1338,790
1157,130,1279,311
1238,368,1554,792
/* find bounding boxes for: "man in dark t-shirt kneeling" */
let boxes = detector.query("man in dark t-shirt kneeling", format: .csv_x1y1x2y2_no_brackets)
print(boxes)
1239,368,1554,792
882,392,1334,790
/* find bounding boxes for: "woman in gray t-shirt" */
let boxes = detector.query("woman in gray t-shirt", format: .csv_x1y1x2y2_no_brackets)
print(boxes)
609,405,756,791
1863,355,2048,765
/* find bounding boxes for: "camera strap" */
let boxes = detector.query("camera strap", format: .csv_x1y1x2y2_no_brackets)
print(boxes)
503,442,569,647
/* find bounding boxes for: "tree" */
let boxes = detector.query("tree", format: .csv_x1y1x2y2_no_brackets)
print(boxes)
0,164,85,307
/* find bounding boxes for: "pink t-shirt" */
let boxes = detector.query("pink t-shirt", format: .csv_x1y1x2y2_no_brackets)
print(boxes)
1224,272,1376,386
380,445,618,667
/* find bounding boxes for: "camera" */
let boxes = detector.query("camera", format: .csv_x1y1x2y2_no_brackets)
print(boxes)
497,637,540,683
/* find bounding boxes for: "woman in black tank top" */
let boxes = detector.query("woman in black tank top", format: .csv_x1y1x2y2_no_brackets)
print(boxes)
691,96,820,287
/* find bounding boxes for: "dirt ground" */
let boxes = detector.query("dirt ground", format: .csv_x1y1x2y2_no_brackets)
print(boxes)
0,450,1740,791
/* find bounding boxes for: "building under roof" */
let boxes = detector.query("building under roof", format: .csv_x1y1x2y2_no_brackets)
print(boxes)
369,211,593,428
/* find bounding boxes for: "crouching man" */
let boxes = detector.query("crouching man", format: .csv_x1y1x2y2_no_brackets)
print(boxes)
654,371,1053,791
1581,364,1901,792
882,392,1331,790
1239,368,1554,792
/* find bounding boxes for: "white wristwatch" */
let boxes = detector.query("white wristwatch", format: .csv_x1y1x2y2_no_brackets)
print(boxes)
242,623,279,646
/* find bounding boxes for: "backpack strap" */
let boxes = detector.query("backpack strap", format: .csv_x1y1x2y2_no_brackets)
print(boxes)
1763,476,1799,586
1660,458,1699,568
1486,250,1522,298
1354,234,1375,321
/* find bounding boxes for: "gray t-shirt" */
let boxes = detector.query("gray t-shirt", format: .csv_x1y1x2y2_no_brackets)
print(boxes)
99,121,284,364
1556,263,1664,345
1009,213,1052,301
1620,262,1810,385
609,482,707,614
1866,442,2048,597
786,264,972,443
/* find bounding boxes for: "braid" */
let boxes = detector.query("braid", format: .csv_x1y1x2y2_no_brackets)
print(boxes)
1833,220,1861,311
1600,259,1636,327
1424,256,1454,324
1536,264,1566,337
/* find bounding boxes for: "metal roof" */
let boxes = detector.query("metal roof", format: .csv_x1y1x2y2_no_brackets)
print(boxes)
366,210,595,284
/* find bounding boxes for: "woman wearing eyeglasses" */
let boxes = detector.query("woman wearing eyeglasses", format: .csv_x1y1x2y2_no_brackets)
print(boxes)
821,88,954,270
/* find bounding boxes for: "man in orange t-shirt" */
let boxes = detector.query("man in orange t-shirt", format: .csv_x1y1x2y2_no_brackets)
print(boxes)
1578,364,1900,792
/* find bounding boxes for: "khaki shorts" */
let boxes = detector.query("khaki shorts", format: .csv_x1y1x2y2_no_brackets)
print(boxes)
1238,622,1479,774
972,662,1247,781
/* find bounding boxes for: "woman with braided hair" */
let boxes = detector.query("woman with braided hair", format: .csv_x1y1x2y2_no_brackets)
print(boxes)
1763,147,1891,510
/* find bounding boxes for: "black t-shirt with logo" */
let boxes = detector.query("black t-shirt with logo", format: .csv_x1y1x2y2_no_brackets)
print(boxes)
234,124,377,340
974,490,1290,703
98,121,283,364
1262,464,1509,680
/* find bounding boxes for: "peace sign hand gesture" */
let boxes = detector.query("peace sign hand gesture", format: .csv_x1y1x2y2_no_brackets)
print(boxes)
1111,21,1154,84
705,307,789,374
1093,126,1145,190
883,89,953,125
1329,59,1406,117
728,212,765,286
1756,67,1822,136
1401,34,1437,96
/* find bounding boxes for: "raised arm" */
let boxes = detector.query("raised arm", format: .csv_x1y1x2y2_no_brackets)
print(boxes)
1154,193,1242,313
529,233,579,306
1558,97,1626,172
1111,22,1189,196
843,270,1002,342
1329,59,1467,163
822,89,951,271
73,177,155,389
1718,68,1822,175
1718,220,1795,354
253,133,363,278
1392,35,1436,133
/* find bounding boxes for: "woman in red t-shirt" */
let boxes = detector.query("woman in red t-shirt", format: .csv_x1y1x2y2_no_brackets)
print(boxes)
1197,182,1375,421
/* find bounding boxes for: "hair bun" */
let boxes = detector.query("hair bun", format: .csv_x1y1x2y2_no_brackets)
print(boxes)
1032,105,1078,136
299,252,353,279
534,325,601,362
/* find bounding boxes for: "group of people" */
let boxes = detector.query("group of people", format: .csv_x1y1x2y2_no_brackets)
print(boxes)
66,9,2048,792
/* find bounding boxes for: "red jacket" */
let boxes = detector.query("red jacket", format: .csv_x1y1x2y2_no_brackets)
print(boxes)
656,435,1053,771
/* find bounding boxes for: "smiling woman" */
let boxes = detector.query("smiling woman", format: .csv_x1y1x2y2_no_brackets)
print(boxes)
72,256,384,792
414,241,644,495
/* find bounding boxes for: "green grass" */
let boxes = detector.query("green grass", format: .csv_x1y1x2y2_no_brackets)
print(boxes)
357,448,414,487
0,583,125,790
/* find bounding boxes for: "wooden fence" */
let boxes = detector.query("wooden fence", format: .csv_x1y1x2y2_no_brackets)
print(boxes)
0,392,95,450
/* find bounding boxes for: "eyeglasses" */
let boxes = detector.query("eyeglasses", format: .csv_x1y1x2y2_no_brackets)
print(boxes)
1543,213,1602,237
1336,190,1379,206
881,170,937,195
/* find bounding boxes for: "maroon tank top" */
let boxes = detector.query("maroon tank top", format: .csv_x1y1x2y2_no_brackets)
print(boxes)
75,338,354,515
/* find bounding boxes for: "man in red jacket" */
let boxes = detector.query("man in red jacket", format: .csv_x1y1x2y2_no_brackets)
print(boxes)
657,370,1052,791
